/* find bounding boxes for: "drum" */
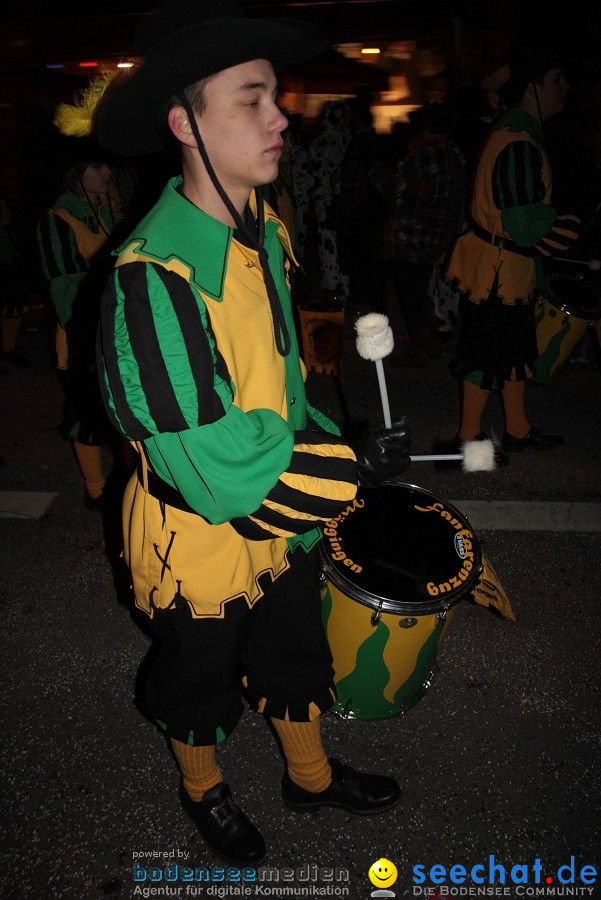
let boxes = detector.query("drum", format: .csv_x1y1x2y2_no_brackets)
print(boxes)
320,483,483,720
533,274,601,383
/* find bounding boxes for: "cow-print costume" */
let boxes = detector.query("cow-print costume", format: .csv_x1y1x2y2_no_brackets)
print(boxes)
308,102,351,299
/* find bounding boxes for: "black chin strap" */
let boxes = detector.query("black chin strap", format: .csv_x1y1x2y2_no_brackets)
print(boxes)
177,92,291,356
529,80,544,125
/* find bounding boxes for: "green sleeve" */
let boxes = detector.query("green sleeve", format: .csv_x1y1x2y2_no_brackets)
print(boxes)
493,139,556,246
306,401,341,436
501,202,557,247
143,407,294,523
144,408,358,531
36,212,88,325
48,272,88,327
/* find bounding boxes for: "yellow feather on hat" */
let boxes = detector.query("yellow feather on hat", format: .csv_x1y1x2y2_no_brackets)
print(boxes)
53,72,116,137
481,64,510,109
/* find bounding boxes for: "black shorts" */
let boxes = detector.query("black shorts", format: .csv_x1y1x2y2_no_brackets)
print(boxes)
452,291,538,388
140,547,335,746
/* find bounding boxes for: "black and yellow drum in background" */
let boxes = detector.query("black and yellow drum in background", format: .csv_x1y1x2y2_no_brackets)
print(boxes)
533,274,601,383
320,484,483,720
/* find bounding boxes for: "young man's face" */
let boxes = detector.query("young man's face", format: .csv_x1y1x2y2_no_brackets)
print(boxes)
539,67,570,119
80,162,112,197
196,58,288,204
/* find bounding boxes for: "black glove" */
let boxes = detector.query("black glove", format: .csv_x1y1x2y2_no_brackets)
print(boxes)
352,418,412,487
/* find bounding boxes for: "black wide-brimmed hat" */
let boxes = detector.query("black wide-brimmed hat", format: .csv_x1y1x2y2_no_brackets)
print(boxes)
490,37,566,100
96,0,329,156
482,35,568,108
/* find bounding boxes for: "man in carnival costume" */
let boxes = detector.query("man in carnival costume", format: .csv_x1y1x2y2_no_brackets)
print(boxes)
36,111,135,510
94,0,411,866
446,39,580,459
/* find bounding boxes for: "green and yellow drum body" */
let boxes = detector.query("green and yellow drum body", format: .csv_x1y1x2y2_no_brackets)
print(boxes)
533,274,601,383
320,484,482,720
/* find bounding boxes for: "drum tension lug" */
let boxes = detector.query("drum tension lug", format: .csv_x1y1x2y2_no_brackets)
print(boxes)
371,599,384,626
436,609,448,623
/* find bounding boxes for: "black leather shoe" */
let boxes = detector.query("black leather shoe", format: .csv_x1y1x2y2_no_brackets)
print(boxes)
84,492,105,513
178,781,265,866
281,758,401,816
503,427,564,452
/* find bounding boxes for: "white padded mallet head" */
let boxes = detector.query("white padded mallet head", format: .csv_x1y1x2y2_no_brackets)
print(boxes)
355,313,394,361
411,438,496,472
355,313,395,429
461,438,495,472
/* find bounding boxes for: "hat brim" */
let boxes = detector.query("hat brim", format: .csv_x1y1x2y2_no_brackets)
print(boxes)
97,18,328,155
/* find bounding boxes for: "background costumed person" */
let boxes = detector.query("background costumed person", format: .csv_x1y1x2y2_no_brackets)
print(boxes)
36,97,135,510
0,191,31,371
94,0,411,866
369,102,468,367
446,41,580,459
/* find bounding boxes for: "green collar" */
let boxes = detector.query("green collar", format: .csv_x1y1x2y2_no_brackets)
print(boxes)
496,107,545,147
52,188,113,231
118,177,284,301
52,189,90,218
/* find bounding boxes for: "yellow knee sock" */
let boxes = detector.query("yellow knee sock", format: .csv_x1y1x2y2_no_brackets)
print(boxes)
270,718,332,792
170,739,222,802
458,380,490,442
502,380,530,438
1,315,23,354
73,442,105,499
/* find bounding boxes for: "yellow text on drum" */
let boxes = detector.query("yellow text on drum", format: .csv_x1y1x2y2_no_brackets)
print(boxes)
323,498,366,573
414,502,477,597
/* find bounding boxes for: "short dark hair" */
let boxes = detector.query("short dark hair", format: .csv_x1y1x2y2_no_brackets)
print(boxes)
167,75,216,117
158,76,214,148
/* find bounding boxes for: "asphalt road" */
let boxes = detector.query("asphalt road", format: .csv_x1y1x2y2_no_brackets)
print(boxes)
1,302,600,900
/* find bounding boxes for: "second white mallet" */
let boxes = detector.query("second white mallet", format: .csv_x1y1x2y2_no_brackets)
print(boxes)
355,312,394,428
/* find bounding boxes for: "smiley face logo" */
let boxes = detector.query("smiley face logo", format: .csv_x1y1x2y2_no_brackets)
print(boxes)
368,858,398,889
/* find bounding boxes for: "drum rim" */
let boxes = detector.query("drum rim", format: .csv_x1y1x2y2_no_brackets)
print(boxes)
542,277,601,321
319,482,483,616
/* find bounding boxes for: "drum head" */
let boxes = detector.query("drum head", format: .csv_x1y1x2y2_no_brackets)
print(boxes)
320,483,482,615
545,275,601,320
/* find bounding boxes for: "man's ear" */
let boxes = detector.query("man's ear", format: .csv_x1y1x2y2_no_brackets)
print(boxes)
167,106,198,148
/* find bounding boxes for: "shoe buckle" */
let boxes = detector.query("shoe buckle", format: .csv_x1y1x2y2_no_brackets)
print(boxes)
211,797,236,827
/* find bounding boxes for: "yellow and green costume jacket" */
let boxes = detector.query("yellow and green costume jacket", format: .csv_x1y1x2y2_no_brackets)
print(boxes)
36,173,132,369
447,108,578,305
98,177,358,620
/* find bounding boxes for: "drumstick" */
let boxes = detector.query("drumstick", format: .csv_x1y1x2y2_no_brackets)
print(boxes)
411,438,496,472
355,313,394,428
354,314,496,472
555,257,601,270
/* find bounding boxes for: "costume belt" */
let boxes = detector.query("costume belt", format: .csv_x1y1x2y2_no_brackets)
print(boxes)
137,463,197,515
471,223,535,258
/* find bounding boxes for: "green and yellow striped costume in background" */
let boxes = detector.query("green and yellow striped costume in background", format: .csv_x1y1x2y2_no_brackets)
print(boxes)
448,107,578,306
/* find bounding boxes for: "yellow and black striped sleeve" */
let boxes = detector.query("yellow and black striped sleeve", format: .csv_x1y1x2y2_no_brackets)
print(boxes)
229,430,358,540
532,213,580,256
